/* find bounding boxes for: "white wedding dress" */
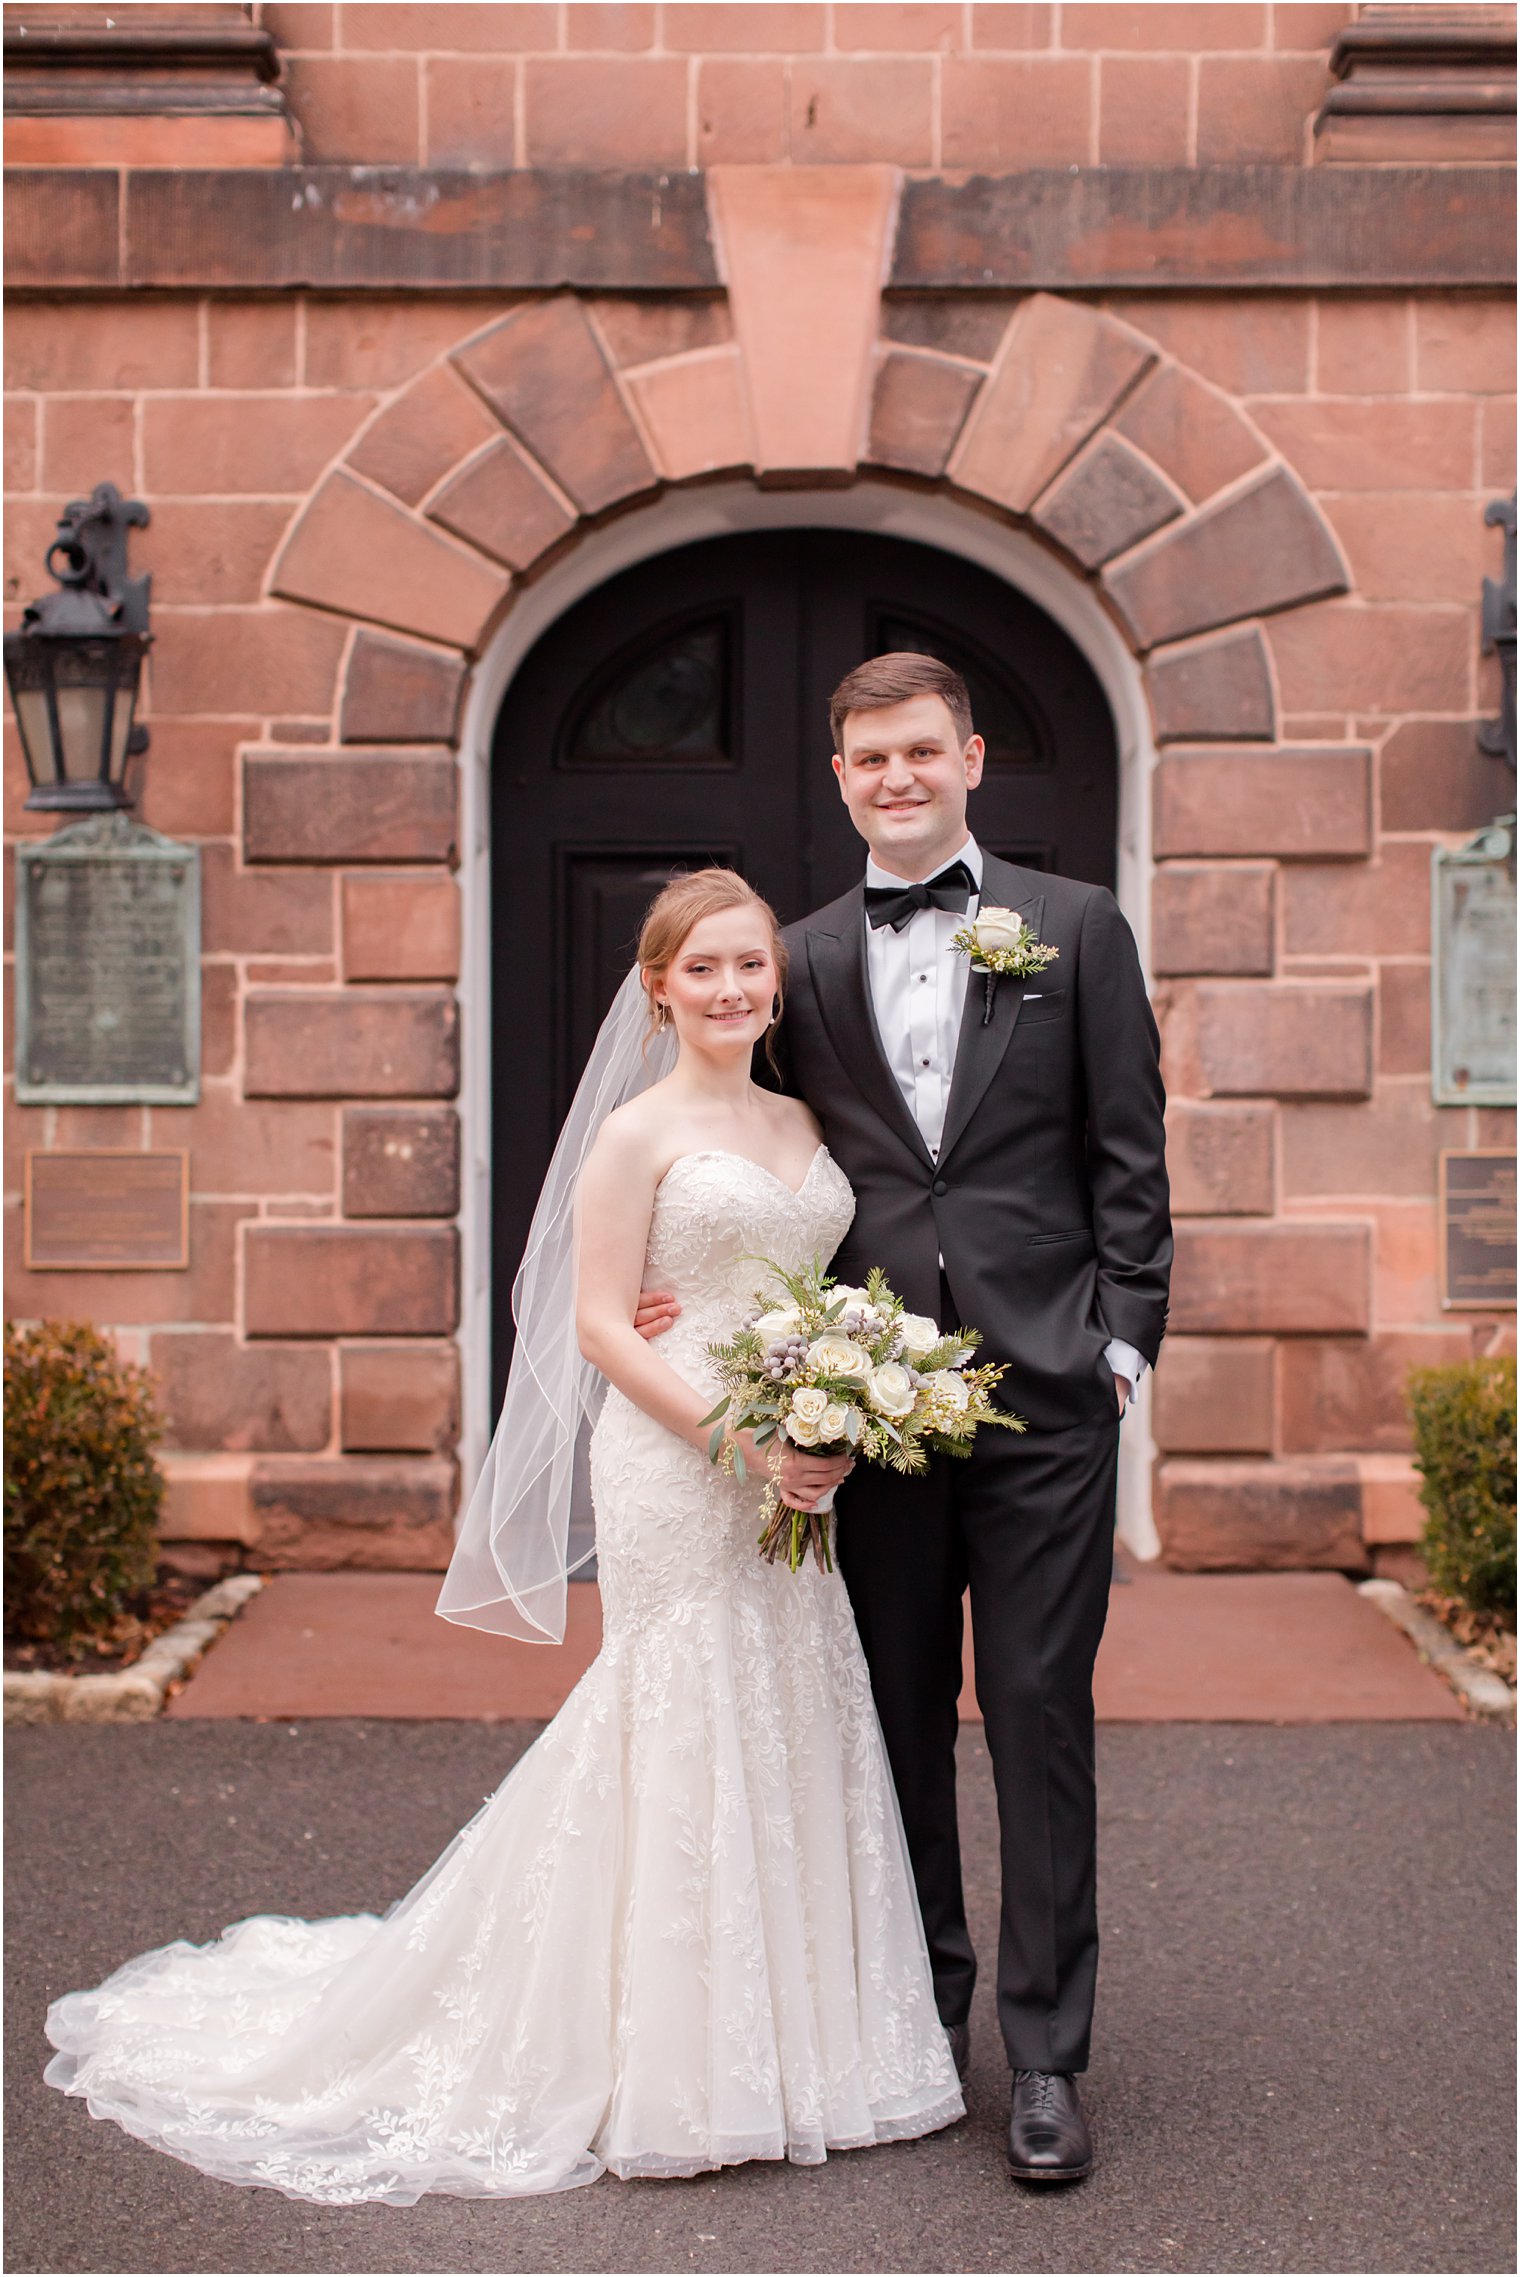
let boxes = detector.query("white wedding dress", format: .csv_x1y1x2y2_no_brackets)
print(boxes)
44,1145,963,2205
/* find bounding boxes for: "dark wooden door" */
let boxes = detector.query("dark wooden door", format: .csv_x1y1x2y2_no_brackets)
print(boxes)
490,528,1117,1400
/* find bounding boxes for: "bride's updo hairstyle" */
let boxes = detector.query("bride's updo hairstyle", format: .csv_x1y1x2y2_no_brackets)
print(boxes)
638,867,788,1072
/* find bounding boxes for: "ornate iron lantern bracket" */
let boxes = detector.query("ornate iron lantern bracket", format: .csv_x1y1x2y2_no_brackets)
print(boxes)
1479,491,1516,780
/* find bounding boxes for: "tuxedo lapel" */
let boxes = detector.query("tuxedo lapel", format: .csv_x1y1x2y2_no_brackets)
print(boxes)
806,896,936,1170
937,860,1046,1168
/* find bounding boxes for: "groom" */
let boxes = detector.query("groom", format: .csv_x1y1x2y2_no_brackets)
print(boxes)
643,653,1171,2181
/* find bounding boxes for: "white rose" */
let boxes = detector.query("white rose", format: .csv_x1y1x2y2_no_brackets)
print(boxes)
753,1305,804,1343
819,1401,851,1440
790,1385,829,1426
785,1413,821,1447
829,1284,872,1311
895,1312,941,1358
928,1368,971,1415
971,906,1025,957
806,1334,871,1385
866,1362,917,1420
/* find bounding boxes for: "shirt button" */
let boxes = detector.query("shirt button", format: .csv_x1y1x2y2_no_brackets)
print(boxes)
920,1058,930,1067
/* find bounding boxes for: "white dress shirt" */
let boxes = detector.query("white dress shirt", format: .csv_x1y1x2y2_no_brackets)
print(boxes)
862,836,1144,1401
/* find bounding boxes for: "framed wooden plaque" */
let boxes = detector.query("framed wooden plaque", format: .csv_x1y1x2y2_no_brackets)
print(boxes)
1438,1149,1517,1311
24,1150,189,1270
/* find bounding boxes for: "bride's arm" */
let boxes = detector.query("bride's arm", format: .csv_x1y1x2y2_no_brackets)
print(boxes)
574,1124,714,1452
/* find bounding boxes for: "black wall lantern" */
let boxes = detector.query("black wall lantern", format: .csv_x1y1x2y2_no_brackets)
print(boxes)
3,481,152,812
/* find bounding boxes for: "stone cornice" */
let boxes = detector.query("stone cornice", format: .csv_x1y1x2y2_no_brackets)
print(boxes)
3,164,1512,296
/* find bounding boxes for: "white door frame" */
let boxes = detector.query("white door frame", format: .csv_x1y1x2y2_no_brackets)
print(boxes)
456,479,1161,1557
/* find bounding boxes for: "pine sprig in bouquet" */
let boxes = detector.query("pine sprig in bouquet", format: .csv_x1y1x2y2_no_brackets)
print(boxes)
701,1257,1023,1574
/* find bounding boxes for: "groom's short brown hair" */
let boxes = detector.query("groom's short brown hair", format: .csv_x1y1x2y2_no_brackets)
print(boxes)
829,652,974,753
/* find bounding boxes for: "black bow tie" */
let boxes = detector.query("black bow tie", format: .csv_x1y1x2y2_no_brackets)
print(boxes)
864,859,976,933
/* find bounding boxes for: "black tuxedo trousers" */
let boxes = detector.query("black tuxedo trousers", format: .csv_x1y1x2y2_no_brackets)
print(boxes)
776,857,1171,2074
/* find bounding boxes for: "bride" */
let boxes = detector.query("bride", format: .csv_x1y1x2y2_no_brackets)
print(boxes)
43,867,964,2205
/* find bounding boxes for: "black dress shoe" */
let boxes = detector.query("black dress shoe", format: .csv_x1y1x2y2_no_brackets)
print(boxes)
1007,2070,1092,2182
946,2022,970,2082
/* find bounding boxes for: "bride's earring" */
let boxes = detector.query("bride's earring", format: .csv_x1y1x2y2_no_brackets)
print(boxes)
654,1000,670,1029
770,995,781,1024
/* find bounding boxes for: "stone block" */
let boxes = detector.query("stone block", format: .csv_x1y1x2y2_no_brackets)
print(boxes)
271,470,509,649
342,1105,461,1216
244,752,457,863
834,4,963,49
1155,1457,1367,1573
40,397,138,497
1279,1331,1471,1455
208,302,298,390
5,297,201,391
1148,628,1276,744
696,57,788,162
244,993,459,1100
1377,962,1430,1078
149,609,346,719
523,57,689,166
1195,55,1332,163
453,297,654,514
1097,54,1190,163
248,1455,458,1569
4,1200,249,1328
1325,494,1489,605
1355,1455,1425,1546
941,56,1092,164
1106,467,1348,650
200,843,333,959
342,5,555,49
1104,296,1310,396
1379,720,1500,835
950,293,1155,514
788,59,935,164
1114,360,1268,505
341,1342,460,1452
589,297,733,368
709,165,898,479
281,53,420,163
880,297,1012,361
1171,1221,1371,1333
150,1086,336,1198
136,501,295,607
340,632,466,746
1060,4,1266,44
568,5,658,50
141,393,372,495
623,349,755,482
1197,982,1372,1099
867,350,982,478
1281,1085,1453,1200
427,436,577,570
245,1225,459,1335
1250,397,1479,494
148,1330,332,1453
1269,603,1468,715
159,1455,259,1547
1152,1336,1276,1455
132,718,242,840
1033,432,1186,570
342,872,460,982
423,55,519,167
1166,1100,1277,1215
1153,747,1372,860
1152,863,1275,977
1415,299,1516,395
346,362,501,509
1281,842,1431,960
5,395,36,491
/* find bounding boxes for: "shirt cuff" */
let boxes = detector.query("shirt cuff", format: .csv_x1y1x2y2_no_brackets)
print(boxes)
1104,1338,1146,1394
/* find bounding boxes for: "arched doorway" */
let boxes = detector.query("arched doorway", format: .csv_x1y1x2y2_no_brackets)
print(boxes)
488,526,1120,1410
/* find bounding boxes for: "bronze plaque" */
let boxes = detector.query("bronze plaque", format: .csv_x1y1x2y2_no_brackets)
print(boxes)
24,1150,189,1270
1439,1149,1517,1311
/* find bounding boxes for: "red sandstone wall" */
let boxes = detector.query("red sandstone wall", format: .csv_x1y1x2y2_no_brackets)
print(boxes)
255,2,1350,171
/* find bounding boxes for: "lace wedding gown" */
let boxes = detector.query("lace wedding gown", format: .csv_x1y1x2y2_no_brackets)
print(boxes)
44,1146,963,2205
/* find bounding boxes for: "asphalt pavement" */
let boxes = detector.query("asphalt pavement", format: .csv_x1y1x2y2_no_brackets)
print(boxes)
6,1720,1514,2277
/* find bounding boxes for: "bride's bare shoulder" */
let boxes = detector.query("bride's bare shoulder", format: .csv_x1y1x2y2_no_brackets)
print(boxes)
767,1090,824,1146
584,1090,669,1182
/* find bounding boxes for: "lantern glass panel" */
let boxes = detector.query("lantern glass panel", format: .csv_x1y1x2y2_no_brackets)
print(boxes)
12,681,60,782
54,677,112,783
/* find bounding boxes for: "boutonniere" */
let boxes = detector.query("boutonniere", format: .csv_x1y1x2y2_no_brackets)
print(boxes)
952,907,1059,1024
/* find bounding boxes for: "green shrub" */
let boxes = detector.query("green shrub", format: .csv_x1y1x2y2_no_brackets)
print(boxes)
4,1318,164,1655
1406,1356,1517,1624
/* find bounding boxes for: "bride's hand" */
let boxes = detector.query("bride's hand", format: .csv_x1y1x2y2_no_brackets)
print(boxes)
634,1287,680,1340
777,1443,854,1512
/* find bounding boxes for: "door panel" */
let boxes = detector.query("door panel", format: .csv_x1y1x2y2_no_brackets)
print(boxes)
490,528,1117,1402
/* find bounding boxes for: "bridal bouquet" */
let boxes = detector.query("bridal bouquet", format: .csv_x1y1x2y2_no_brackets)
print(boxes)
701,1259,1023,1574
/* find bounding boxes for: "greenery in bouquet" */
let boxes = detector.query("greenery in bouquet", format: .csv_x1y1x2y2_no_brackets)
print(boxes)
702,1257,1023,1574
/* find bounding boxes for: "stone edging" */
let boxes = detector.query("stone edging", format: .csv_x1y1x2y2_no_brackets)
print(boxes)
1358,1579,1517,1726
3,1574,264,1725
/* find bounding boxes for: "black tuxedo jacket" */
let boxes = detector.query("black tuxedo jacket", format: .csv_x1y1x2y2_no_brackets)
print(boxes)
777,855,1172,1433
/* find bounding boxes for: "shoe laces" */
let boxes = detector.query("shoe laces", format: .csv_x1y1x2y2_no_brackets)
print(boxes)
1014,2068,1063,2115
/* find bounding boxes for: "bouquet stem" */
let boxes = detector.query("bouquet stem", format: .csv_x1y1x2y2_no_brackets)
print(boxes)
759,1481,837,1575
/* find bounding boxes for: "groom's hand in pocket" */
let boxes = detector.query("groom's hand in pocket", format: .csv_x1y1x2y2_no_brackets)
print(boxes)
634,1288,680,1339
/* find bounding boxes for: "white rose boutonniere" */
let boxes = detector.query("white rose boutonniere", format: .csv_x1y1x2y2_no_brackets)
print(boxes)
952,904,1059,1024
